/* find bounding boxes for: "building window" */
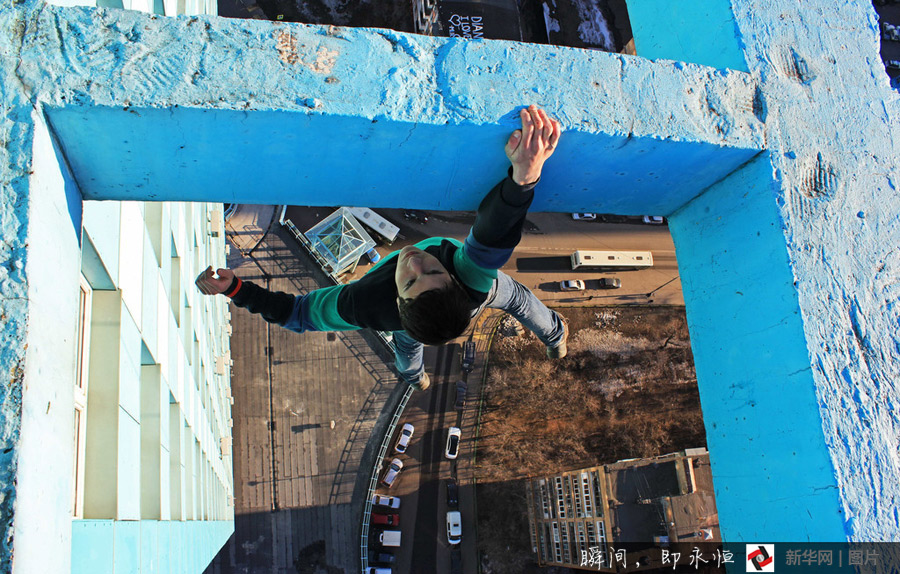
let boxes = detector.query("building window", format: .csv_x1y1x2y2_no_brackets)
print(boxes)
72,275,92,518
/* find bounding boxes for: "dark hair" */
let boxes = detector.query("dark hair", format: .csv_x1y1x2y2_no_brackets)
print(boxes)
398,282,472,345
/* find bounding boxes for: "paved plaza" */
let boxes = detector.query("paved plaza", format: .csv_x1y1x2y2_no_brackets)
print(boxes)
207,208,404,574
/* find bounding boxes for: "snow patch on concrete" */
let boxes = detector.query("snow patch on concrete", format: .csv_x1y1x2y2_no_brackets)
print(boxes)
542,3,560,34
571,0,614,51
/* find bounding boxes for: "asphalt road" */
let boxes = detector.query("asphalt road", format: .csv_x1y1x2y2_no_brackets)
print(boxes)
371,344,465,573
359,209,684,306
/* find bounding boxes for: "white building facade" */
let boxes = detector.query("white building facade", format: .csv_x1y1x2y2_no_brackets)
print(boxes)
71,199,234,573
19,0,236,570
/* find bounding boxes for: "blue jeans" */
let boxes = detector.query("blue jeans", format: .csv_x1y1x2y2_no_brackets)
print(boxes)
393,271,566,383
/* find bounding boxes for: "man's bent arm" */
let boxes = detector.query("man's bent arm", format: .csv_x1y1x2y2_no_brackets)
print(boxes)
463,170,538,269
460,104,560,272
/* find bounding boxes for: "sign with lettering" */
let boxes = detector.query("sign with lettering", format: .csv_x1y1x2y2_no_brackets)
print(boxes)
437,0,522,41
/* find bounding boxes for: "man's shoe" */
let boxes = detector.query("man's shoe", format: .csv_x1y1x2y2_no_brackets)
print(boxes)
546,322,569,359
409,372,431,391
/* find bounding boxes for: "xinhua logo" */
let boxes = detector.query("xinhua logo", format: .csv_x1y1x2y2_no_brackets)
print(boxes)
746,544,774,572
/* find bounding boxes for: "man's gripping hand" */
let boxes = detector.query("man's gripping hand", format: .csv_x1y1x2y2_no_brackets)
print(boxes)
195,266,236,295
505,105,562,186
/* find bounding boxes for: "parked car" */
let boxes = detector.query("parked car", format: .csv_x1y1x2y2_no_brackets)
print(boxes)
560,279,585,291
372,494,400,509
371,513,400,526
403,210,428,223
381,458,403,488
598,277,622,289
446,479,459,508
446,511,462,545
461,341,476,372
368,551,395,565
394,423,414,454
378,529,401,547
366,247,381,263
445,427,461,460
367,568,392,574
571,213,597,220
454,381,467,410
642,215,665,225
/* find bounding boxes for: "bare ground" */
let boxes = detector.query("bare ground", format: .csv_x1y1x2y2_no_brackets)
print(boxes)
475,306,707,574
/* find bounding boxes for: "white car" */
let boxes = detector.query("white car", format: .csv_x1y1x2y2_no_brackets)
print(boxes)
446,511,462,545
571,213,597,221
642,215,665,225
445,427,461,460
381,458,403,488
394,423,414,454
560,280,586,292
372,494,401,509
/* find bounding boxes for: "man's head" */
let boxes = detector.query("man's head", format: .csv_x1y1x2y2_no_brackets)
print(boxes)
395,246,472,345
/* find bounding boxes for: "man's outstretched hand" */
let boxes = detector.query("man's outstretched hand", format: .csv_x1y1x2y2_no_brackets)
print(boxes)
505,105,562,186
196,266,235,295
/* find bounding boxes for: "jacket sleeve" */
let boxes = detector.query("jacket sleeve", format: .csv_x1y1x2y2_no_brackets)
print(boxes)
460,170,538,270
226,276,298,327
225,276,358,333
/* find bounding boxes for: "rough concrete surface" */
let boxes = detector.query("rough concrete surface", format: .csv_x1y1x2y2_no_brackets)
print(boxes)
730,0,900,542
16,4,763,213
0,4,38,568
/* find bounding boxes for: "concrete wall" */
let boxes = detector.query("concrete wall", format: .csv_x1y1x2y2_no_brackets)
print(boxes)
669,155,847,540
71,519,233,573
1,0,900,570
73,195,235,569
628,0,900,542
1,4,235,568
12,111,84,574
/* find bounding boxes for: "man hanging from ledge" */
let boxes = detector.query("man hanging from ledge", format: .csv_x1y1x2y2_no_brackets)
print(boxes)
196,104,567,391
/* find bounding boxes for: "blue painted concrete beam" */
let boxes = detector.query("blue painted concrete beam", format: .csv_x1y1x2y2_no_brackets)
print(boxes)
18,5,764,213
46,105,760,214
0,3,42,570
625,0,749,72
631,0,900,542
728,0,900,542
669,155,847,541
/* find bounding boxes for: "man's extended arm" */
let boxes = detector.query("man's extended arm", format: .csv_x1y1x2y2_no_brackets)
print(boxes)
196,267,296,324
195,266,358,333
458,105,562,273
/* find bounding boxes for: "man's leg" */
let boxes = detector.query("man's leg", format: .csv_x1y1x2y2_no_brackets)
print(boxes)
487,271,568,356
391,330,431,390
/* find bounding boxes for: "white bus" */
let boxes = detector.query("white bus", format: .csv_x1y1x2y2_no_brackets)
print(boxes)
347,207,400,244
570,250,653,270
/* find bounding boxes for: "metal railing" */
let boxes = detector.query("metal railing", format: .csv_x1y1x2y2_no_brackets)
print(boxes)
360,384,414,572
